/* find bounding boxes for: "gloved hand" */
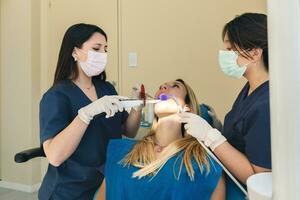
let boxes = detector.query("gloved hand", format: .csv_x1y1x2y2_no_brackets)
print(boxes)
178,112,226,151
78,95,126,124
204,104,223,132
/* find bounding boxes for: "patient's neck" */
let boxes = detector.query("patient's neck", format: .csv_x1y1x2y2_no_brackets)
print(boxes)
155,114,182,147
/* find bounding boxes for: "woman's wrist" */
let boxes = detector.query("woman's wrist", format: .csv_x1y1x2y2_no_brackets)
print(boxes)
78,108,92,124
204,128,227,151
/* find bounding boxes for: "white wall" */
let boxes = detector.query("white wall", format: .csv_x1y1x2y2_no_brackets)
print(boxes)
268,0,300,199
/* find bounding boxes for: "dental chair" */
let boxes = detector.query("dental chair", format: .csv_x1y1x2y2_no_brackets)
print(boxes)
14,104,213,163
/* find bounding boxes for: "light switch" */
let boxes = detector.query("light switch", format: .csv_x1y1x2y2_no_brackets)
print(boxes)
128,52,138,67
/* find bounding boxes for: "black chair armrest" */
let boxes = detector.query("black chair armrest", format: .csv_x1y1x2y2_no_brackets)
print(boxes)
14,147,46,163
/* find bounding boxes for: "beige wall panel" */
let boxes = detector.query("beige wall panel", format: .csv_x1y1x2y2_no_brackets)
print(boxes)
0,0,38,185
0,0,2,180
30,0,42,184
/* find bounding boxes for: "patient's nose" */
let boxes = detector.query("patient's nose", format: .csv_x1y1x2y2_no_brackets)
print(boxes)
161,85,169,91
154,84,170,98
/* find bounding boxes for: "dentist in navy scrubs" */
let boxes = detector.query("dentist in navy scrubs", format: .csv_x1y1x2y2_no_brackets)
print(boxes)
38,23,141,200
179,13,271,197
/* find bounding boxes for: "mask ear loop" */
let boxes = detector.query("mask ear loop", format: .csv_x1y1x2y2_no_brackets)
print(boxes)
73,47,89,62
236,50,255,68
242,60,254,68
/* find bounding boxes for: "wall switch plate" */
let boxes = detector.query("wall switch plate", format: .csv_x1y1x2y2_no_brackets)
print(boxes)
128,52,137,67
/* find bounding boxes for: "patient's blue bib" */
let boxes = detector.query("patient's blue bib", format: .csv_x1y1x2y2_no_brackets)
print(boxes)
104,139,222,200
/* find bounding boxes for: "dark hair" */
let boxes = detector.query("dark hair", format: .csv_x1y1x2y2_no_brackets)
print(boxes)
53,23,107,85
222,13,268,71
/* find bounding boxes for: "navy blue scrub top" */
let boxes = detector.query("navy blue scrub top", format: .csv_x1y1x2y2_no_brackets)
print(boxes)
223,81,271,169
38,78,128,200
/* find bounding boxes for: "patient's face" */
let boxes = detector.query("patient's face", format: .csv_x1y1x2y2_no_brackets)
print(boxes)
154,80,187,117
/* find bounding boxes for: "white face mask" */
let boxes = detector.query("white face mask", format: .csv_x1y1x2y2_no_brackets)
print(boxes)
78,50,107,77
218,50,252,79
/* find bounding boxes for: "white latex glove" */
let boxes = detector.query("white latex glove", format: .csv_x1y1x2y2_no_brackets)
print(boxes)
78,95,127,124
205,104,223,132
178,112,226,151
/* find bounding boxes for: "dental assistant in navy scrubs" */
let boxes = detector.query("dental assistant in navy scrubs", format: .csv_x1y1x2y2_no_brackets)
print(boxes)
38,23,141,200
179,12,271,195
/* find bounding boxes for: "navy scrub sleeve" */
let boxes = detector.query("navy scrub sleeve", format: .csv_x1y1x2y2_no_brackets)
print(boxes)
40,89,72,144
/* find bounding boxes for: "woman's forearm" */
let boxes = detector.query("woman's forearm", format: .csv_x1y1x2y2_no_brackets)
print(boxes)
123,109,142,138
95,179,106,200
43,116,88,166
213,141,255,184
211,174,226,200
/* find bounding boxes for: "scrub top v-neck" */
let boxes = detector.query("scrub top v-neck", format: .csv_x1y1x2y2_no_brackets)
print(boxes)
38,77,128,200
71,79,99,102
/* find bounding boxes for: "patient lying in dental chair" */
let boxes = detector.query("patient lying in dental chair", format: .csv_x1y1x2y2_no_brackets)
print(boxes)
94,79,225,200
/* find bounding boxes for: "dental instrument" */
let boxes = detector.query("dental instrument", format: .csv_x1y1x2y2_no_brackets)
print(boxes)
132,85,154,99
119,93,182,111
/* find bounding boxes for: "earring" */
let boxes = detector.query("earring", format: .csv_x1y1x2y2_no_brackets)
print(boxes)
73,56,77,61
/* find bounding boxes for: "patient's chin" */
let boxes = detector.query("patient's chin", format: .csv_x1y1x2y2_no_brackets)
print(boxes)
154,100,180,118
155,111,178,118
155,107,178,118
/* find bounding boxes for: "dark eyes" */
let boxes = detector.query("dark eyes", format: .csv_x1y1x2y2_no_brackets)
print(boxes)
93,48,108,52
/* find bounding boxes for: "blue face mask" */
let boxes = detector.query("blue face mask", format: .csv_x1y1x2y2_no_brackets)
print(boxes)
218,50,250,79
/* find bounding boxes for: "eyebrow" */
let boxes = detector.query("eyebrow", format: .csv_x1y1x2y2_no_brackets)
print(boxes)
174,81,184,86
158,82,184,88
94,43,107,46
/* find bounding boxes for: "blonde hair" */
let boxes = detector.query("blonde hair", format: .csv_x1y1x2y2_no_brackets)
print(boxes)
122,79,210,181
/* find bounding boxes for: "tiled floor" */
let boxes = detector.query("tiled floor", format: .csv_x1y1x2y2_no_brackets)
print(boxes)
0,188,37,200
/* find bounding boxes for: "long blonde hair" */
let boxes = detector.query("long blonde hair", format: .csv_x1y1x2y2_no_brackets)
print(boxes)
122,79,210,181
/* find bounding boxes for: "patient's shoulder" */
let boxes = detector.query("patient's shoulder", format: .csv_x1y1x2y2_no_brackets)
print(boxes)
106,139,137,161
108,138,136,149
